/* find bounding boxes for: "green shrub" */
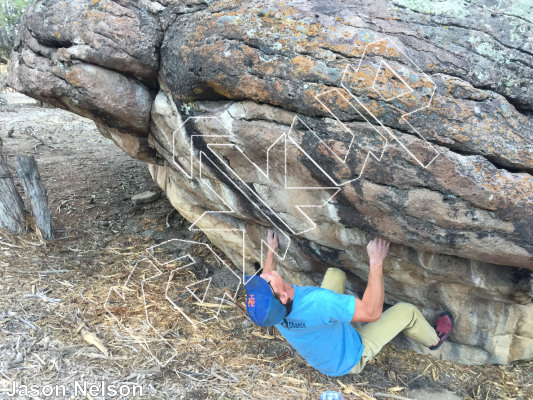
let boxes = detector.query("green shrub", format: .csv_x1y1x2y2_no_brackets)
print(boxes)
0,0,33,63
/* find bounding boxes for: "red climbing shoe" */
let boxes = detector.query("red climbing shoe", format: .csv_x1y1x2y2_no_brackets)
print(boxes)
429,311,454,350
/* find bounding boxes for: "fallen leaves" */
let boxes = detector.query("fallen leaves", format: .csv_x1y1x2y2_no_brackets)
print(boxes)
76,323,109,357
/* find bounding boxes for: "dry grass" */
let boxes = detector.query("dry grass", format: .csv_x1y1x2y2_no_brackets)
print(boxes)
0,228,531,400
0,93,531,399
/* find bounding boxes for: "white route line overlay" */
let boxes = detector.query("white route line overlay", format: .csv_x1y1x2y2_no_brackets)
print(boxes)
165,36,440,307
194,151,295,286
105,241,242,366
150,239,242,326
174,139,293,284
103,35,442,366
104,257,179,367
172,116,330,284
340,37,440,169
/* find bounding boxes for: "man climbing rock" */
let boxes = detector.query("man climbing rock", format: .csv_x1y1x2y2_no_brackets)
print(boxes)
245,230,454,376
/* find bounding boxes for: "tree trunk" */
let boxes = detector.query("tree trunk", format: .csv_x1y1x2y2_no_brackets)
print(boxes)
15,155,55,239
0,139,26,234
0,76,8,93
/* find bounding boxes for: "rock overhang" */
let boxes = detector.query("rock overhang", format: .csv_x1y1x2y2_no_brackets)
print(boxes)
7,0,533,364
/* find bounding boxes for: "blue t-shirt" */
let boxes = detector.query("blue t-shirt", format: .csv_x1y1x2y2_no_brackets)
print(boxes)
275,286,364,376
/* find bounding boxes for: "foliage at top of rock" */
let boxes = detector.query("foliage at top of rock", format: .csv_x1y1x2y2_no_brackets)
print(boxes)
0,0,32,63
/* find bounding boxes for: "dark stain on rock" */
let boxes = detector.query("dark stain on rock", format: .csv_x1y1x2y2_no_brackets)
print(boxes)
296,237,343,265
185,114,289,228
335,201,377,235
511,267,531,287
475,231,490,240
512,218,533,256
441,231,468,247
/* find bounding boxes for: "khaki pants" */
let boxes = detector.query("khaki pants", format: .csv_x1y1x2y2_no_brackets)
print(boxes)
320,268,439,374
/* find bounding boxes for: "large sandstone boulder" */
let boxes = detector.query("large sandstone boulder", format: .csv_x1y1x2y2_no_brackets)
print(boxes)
8,0,532,365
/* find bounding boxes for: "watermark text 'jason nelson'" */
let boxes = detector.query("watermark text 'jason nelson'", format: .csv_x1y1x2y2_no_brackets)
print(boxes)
1,380,143,398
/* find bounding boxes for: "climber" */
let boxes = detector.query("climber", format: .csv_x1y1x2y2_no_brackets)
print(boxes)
244,230,454,376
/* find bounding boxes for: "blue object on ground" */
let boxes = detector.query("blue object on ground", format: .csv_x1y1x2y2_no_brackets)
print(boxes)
319,391,344,400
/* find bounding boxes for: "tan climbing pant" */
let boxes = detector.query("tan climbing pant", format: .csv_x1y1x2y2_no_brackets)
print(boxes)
320,267,439,374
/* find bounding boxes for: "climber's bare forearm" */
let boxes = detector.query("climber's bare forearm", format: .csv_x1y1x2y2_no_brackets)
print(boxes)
262,250,277,274
352,237,389,323
353,262,384,322
262,229,279,274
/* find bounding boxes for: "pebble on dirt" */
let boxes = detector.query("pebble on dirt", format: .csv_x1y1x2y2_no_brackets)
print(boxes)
131,190,160,205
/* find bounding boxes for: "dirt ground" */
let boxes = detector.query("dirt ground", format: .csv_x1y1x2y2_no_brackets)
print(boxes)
0,93,531,400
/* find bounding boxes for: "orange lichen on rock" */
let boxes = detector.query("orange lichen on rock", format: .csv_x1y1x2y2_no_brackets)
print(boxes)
238,74,273,103
206,80,234,99
366,40,401,58
64,68,84,88
86,10,106,20
480,171,532,204
290,55,315,75
320,89,353,113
